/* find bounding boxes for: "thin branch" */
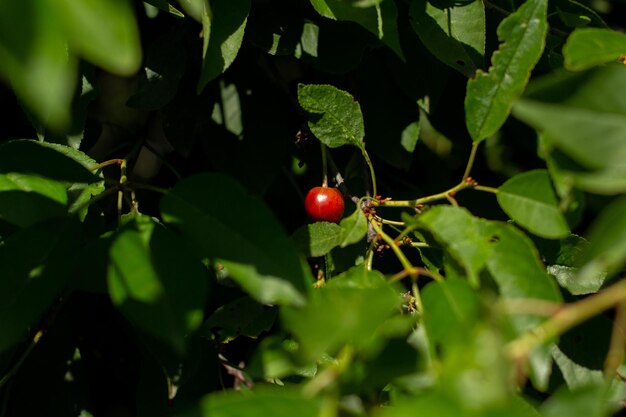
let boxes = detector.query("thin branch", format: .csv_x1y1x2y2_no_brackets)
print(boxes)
507,280,626,362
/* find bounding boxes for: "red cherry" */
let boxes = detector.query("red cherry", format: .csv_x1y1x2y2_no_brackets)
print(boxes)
305,186,345,223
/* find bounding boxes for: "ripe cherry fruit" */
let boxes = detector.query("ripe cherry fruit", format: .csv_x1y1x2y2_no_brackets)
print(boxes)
305,186,345,223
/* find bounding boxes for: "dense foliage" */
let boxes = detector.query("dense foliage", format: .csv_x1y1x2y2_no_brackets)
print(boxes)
1,0,626,416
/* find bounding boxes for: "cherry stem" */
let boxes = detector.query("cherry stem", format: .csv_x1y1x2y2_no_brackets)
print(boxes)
463,142,479,182
90,158,125,171
474,185,499,194
369,217,414,274
321,142,329,188
361,148,377,198
605,300,626,381
0,330,43,389
376,142,499,208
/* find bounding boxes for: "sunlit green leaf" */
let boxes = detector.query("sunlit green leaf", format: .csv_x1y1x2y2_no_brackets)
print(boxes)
339,207,368,247
481,221,561,389
197,0,250,91
514,64,626,176
563,28,626,70
422,278,480,347
0,0,76,129
57,0,142,75
497,170,570,239
281,268,399,360
415,206,493,286
176,386,321,417
298,84,365,149
291,221,343,257
465,0,548,142
541,383,615,417
551,346,626,408
577,197,626,285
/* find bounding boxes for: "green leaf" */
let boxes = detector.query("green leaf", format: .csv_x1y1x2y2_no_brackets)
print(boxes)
497,169,570,239
439,325,512,411
551,346,626,407
327,264,388,288
516,100,626,171
292,222,343,257
480,221,561,389
483,221,561,312
178,0,209,22
563,28,626,71
513,64,626,176
415,206,493,286
465,0,548,142
409,0,485,76
281,267,400,360
309,0,404,59
339,207,368,247
547,265,605,295
577,197,626,285
161,173,310,307
0,218,81,353
108,215,207,354
248,336,317,380
57,0,142,75
541,383,616,417
197,0,250,91
298,84,365,149
177,386,321,417
0,140,99,184
0,174,68,227
0,0,76,129
421,278,480,347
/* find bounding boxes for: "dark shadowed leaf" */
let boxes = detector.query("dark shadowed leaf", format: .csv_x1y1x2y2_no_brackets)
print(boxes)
202,297,277,342
309,0,403,58
0,174,67,227
108,215,207,354
161,173,310,306
0,140,99,183
409,0,485,76
0,218,81,354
